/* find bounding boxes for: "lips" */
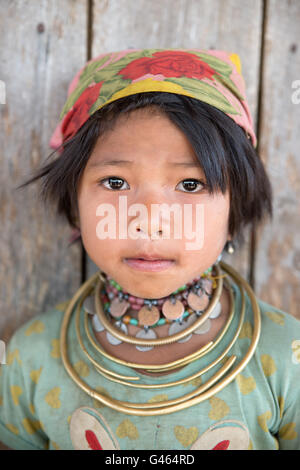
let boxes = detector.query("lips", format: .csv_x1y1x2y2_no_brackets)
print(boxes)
133,257,171,261
123,256,175,272
125,253,175,261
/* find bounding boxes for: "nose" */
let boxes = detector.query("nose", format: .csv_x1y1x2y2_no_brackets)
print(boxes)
136,226,163,240
128,188,173,240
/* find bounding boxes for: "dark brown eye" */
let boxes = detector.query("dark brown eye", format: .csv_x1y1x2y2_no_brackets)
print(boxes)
176,179,206,193
98,177,129,191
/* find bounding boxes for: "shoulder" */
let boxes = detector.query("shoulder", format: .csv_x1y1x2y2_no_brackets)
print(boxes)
258,297,300,350
0,300,71,450
5,299,70,367
251,296,300,374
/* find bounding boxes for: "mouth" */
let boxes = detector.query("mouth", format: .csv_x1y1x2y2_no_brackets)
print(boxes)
123,255,175,272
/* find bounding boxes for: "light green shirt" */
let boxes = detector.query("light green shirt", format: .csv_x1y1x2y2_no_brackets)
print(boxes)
1,279,300,450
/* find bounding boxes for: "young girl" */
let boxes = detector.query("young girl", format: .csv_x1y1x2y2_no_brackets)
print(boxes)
1,48,300,451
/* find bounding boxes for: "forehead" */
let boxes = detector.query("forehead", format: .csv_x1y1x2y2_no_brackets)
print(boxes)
86,108,201,169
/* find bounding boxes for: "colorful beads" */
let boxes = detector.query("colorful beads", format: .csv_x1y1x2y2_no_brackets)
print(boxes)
100,267,217,333
109,279,122,291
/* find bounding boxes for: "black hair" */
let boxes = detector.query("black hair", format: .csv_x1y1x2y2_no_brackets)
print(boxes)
16,92,273,249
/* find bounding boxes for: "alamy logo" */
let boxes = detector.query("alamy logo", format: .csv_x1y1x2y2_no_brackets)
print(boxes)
291,80,300,104
95,196,205,251
0,340,6,365
0,80,6,104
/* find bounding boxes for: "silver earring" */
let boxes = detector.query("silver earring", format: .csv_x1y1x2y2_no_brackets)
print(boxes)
225,240,235,254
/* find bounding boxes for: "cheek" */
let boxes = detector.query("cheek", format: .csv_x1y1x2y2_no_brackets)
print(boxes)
201,196,230,246
204,202,230,230
78,190,126,260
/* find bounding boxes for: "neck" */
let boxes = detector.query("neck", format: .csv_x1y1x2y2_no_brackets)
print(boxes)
99,264,222,329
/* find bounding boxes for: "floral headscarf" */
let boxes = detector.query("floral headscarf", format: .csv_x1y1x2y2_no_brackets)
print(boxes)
49,48,256,150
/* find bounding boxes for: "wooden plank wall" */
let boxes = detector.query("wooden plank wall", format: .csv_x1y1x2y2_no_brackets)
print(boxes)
0,0,299,352
0,0,87,344
255,0,300,318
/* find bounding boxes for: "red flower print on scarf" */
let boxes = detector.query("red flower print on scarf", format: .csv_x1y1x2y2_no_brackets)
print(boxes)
118,51,216,81
61,81,103,142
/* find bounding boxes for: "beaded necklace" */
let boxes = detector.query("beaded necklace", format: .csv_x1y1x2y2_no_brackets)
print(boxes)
83,265,226,351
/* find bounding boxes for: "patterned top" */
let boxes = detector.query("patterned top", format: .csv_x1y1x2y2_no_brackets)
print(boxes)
0,280,300,450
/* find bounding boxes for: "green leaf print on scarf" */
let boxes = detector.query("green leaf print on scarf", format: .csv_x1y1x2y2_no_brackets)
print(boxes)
166,77,240,116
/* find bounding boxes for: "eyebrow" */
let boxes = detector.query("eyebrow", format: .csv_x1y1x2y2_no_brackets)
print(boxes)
86,159,201,169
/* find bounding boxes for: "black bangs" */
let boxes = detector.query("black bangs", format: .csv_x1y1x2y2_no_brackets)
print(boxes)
16,92,273,248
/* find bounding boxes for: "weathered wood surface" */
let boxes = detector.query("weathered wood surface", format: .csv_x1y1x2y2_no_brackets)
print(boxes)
0,0,87,343
255,0,300,319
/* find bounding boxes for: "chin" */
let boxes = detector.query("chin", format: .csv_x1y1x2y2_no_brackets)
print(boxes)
131,281,180,300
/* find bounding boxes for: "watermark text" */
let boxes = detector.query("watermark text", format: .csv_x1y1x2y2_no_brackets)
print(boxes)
95,196,205,251
0,340,6,365
291,80,300,104
0,80,6,104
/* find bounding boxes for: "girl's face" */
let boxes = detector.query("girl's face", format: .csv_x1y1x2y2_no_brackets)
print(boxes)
77,108,231,299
